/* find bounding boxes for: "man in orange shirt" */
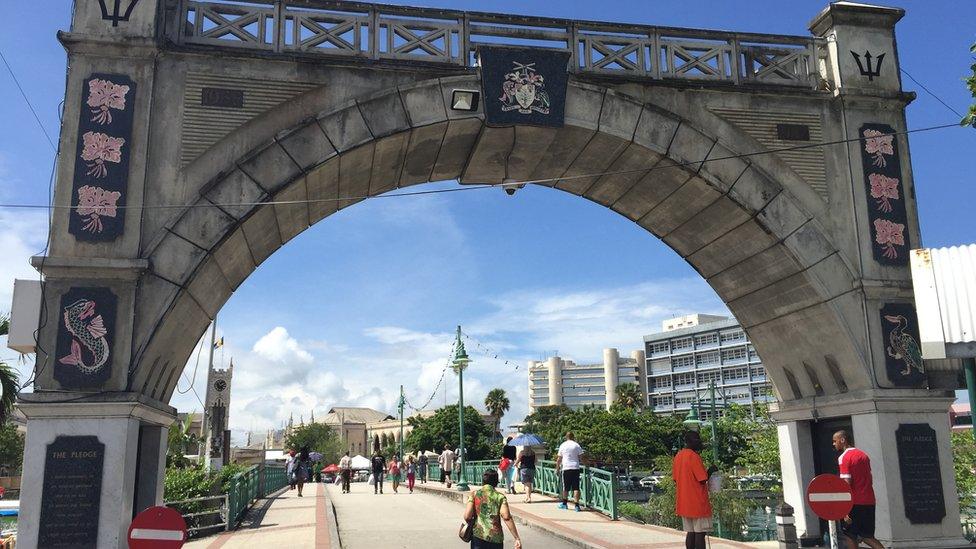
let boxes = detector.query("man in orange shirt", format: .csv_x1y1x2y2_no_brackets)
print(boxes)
673,431,717,549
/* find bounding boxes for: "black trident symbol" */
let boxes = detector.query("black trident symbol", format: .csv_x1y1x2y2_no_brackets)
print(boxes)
97,0,141,27
850,50,885,81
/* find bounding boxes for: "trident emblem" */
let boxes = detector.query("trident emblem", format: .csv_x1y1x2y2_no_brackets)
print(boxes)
850,50,885,81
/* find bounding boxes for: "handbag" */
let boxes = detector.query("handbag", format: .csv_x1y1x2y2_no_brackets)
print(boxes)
458,518,474,543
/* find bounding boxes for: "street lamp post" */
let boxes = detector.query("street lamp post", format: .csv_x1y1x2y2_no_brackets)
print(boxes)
398,385,405,463
682,381,726,538
452,325,471,491
681,381,723,464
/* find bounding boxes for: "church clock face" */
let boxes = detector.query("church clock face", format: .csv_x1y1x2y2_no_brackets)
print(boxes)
214,379,227,392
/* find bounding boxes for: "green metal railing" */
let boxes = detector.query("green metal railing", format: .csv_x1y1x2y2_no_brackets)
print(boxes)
227,466,260,527
227,464,290,528
461,460,619,520
262,465,288,496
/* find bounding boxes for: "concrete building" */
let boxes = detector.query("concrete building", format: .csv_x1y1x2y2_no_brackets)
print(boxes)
644,315,773,419
528,348,647,411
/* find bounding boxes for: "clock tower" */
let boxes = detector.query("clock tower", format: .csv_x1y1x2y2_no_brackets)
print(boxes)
203,359,233,469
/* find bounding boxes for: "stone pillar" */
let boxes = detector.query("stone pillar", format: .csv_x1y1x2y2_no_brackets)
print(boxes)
603,348,619,410
773,392,969,549
16,393,175,549
776,420,820,544
850,404,967,548
632,350,647,407
546,357,562,406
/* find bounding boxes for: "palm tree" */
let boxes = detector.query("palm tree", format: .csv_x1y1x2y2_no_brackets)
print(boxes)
0,313,17,423
484,388,510,440
166,412,202,468
614,383,644,411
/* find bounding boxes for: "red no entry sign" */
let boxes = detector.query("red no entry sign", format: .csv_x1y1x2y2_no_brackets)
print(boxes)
128,506,187,549
806,474,853,521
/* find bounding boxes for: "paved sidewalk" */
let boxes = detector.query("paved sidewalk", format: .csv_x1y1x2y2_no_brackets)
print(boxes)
326,480,575,548
414,481,777,549
185,482,332,548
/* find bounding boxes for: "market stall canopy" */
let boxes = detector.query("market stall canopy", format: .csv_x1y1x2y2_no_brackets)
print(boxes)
323,464,339,473
350,455,371,469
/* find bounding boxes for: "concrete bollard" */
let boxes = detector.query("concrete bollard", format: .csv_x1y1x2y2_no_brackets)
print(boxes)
776,502,799,549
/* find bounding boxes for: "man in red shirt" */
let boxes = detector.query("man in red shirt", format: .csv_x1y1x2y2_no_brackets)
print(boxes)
832,430,883,549
673,431,717,549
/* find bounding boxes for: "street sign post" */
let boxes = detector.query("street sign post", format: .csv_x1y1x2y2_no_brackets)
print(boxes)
128,506,187,549
806,474,853,549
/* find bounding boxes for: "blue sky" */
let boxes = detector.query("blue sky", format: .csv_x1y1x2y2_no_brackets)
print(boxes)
1,1,974,439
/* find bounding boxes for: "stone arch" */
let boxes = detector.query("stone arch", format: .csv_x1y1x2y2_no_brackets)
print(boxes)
126,76,870,405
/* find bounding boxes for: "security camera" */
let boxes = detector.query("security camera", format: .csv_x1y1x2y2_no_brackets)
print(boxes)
502,182,525,196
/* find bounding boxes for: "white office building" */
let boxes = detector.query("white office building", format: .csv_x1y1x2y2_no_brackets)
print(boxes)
528,348,646,411
644,314,773,418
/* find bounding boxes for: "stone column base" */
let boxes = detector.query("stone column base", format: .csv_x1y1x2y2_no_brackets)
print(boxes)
16,392,175,549
773,390,968,549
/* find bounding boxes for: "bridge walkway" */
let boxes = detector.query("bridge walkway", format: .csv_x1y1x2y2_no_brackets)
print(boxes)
413,481,776,549
182,478,778,549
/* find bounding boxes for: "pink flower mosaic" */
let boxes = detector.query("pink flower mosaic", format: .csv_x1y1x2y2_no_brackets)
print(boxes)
868,173,900,213
87,78,130,125
76,185,121,233
873,218,905,260
863,129,894,168
81,131,124,178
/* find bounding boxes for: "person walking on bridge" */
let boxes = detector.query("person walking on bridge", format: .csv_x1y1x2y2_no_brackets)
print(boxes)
405,455,417,493
515,446,536,503
832,430,884,549
294,446,312,497
555,431,583,512
440,444,457,488
418,451,429,484
339,451,352,494
371,450,386,494
462,469,523,549
389,453,403,494
673,431,717,549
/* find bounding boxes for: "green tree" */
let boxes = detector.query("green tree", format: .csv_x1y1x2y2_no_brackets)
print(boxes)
964,43,976,127
484,388,510,440
405,404,493,459
734,406,780,478
167,413,202,469
524,404,685,465
0,421,24,474
953,431,976,510
613,383,644,411
284,422,342,463
522,404,573,447
0,313,17,423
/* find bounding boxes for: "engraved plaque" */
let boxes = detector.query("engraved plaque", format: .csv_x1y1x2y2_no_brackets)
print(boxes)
201,87,244,108
39,436,105,547
896,423,946,524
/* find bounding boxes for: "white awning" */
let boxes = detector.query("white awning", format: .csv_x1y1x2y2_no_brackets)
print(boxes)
911,245,976,359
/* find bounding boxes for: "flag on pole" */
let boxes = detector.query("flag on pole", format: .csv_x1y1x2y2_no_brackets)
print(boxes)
213,337,224,349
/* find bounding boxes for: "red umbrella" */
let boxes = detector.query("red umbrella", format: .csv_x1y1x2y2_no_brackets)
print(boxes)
323,464,340,473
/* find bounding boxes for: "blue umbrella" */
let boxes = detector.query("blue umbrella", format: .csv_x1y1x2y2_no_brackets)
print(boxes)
507,434,544,447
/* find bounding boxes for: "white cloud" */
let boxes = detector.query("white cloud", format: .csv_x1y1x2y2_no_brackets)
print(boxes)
252,326,314,364
171,277,726,438
0,209,48,312
470,278,727,361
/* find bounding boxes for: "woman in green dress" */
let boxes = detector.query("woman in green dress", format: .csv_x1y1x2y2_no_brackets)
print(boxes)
462,469,523,549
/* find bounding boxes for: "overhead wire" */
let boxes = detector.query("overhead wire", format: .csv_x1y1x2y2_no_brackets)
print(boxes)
0,121,961,213
900,68,965,119
402,339,456,412
0,47,57,151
